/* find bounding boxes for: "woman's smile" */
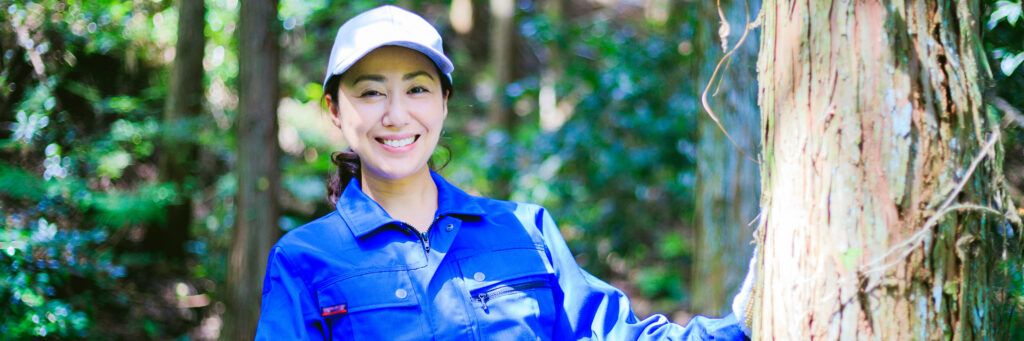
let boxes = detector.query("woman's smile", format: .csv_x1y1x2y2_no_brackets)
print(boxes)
376,134,420,150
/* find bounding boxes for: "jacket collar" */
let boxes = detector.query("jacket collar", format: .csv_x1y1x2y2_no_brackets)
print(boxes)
337,170,486,238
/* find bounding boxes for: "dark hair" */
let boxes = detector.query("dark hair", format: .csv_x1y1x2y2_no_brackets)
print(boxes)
323,63,454,206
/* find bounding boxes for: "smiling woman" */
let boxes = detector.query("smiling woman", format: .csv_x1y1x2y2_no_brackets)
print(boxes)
324,46,450,232
254,5,751,340
320,49,456,226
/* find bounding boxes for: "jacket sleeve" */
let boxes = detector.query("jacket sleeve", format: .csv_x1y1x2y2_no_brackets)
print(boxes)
255,246,324,340
531,206,749,340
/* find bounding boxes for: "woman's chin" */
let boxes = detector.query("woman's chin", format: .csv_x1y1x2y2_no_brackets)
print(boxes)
364,163,428,182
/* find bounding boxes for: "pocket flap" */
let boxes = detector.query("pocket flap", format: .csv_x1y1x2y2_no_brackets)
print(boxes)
457,247,554,291
316,270,418,314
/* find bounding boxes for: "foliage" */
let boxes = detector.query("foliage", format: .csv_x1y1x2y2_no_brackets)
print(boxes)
0,0,196,338
989,0,1024,76
985,0,1024,335
0,0,1021,338
500,9,703,305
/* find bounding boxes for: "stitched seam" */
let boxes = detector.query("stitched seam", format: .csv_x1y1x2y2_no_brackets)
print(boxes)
453,245,545,262
314,263,425,292
274,247,321,321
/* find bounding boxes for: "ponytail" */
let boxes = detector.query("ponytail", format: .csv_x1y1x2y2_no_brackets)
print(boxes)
327,150,360,206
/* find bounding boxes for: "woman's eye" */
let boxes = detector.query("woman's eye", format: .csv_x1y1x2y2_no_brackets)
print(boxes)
359,90,383,98
409,86,430,94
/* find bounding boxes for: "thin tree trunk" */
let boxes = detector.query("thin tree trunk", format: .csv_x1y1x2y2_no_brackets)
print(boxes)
691,0,760,315
488,0,515,132
539,0,565,132
149,0,204,266
226,0,280,339
752,0,1020,339
485,0,517,199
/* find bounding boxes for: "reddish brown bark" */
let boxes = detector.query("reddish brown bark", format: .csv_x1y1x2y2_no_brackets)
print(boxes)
752,1,1020,339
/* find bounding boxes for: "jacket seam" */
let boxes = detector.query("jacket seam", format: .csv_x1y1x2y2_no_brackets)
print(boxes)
452,244,545,262
273,247,321,321
313,262,428,292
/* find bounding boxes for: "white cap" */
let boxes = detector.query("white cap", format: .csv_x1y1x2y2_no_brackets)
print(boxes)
322,5,453,89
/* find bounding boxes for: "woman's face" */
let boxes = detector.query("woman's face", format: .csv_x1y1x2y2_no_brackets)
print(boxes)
327,46,448,182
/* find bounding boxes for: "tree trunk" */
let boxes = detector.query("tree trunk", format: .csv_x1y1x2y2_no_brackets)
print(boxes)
226,0,280,339
488,0,515,132
538,0,564,132
149,0,204,267
691,0,760,315
485,0,517,199
751,0,1020,339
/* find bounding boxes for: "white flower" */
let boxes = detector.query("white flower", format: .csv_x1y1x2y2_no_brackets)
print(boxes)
44,143,58,156
11,111,49,143
31,218,57,243
42,143,68,180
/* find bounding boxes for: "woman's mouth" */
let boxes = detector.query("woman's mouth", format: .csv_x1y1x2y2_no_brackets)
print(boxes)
376,135,419,149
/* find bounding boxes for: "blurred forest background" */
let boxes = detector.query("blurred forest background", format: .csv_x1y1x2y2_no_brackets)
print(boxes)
1,0,1021,339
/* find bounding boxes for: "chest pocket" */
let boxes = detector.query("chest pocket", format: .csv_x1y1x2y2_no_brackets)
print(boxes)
457,246,557,340
315,269,430,340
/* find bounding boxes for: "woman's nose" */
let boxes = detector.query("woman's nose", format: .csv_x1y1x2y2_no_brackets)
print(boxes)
381,96,412,127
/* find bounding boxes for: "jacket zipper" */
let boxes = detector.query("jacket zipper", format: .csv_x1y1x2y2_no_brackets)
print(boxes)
472,280,550,310
403,216,439,254
417,231,430,253
418,214,443,254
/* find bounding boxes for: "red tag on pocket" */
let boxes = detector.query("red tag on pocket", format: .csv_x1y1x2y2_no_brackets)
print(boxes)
321,304,348,317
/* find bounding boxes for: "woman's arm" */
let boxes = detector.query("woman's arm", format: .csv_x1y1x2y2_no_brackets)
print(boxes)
525,205,751,340
255,246,324,340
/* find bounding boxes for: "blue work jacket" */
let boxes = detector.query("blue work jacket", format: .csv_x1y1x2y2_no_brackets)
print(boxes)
255,172,748,340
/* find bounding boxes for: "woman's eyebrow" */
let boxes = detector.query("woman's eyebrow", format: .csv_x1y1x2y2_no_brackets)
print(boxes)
350,74,385,85
403,70,434,81
349,71,433,85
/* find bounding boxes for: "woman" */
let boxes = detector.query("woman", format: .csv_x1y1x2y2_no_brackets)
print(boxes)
256,5,752,340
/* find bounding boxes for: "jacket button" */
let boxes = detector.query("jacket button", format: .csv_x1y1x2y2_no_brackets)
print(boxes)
395,288,408,299
445,223,454,232
473,272,485,281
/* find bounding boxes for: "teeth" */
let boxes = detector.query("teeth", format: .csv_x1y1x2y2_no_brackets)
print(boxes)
382,136,415,148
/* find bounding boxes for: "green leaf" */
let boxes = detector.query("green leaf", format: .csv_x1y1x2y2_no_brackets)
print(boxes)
657,233,688,259
943,280,959,295
840,248,863,271
97,150,132,179
303,82,324,102
1000,51,1024,76
989,0,1023,29
105,96,140,114
0,163,46,200
92,183,178,227
20,291,43,308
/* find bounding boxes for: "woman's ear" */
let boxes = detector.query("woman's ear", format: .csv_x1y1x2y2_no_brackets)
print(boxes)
325,94,343,128
442,93,449,119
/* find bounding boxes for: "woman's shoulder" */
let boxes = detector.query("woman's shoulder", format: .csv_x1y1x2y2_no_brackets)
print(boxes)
266,211,373,282
471,196,550,219
434,173,551,219
272,210,354,255
463,196,556,233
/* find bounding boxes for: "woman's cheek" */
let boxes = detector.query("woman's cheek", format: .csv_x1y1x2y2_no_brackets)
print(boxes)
339,119,367,150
